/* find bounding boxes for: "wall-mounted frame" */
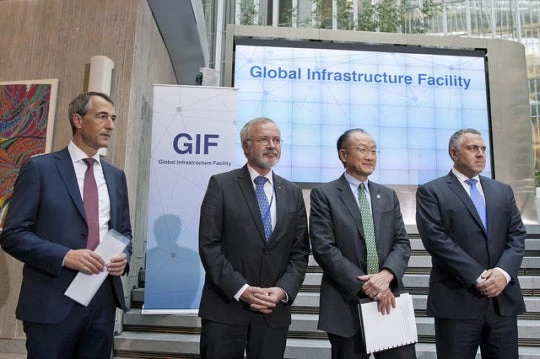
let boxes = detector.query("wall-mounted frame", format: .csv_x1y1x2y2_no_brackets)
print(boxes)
0,79,59,228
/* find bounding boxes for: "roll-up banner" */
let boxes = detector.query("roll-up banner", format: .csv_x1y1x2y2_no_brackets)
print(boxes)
143,85,237,313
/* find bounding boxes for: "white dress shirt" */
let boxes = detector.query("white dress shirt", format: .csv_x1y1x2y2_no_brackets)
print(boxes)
68,141,111,245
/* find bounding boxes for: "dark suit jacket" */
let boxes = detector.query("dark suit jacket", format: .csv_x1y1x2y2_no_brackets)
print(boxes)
415,171,526,319
198,165,310,328
309,175,411,337
0,148,132,324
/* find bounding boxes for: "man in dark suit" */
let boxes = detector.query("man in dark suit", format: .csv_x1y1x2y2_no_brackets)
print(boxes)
310,128,415,359
0,92,132,359
198,117,310,359
416,128,526,359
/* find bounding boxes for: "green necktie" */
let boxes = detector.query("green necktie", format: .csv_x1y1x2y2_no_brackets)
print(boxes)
358,183,379,274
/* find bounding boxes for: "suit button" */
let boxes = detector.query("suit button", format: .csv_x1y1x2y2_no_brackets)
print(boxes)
81,233,86,239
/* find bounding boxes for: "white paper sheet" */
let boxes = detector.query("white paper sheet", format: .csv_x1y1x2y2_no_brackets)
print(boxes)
359,292,418,354
64,229,130,306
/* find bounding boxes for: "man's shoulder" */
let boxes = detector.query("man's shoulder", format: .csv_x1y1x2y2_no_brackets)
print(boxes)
310,178,345,197
419,173,452,188
212,167,244,180
310,177,335,189
272,172,301,190
368,180,394,193
479,175,510,191
100,158,124,175
479,175,500,185
23,148,66,166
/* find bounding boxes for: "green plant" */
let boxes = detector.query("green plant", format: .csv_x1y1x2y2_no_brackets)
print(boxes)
336,0,354,30
280,5,298,27
312,0,332,28
355,0,441,34
377,0,401,32
358,0,378,31
240,0,257,25
401,0,441,34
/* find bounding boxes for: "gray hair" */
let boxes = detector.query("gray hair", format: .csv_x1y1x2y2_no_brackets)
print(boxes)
239,117,277,145
448,128,482,157
68,92,114,134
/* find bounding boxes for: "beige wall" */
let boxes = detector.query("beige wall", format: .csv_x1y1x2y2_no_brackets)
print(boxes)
0,0,176,353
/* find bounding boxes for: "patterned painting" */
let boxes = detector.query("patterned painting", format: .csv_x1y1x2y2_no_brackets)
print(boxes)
0,80,58,228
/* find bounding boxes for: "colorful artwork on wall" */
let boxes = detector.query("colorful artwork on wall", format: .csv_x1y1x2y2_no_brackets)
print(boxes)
0,79,58,228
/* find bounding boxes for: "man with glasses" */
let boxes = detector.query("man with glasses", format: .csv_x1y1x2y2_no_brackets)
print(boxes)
310,128,415,358
416,128,526,359
198,117,310,359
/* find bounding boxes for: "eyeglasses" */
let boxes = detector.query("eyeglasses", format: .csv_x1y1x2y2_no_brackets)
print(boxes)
246,136,283,146
342,147,380,156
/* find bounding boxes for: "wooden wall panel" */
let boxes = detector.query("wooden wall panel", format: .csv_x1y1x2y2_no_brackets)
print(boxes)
0,0,177,352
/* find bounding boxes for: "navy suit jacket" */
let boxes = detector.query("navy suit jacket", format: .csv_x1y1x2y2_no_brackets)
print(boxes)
198,165,310,328
309,175,411,337
416,171,526,318
0,148,132,324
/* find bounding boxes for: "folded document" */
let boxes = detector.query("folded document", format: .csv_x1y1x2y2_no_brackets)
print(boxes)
64,230,130,306
358,292,418,354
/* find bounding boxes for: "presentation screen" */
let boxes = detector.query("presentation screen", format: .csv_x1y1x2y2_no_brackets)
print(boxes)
232,38,492,186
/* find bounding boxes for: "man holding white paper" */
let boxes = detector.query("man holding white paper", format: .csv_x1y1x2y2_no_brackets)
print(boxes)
310,129,416,358
0,92,132,359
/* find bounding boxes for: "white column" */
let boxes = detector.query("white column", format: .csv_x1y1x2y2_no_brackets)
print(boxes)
353,0,358,29
254,0,261,25
442,0,448,34
465,0,471,36
214,0,224,75
273,0,279,26
514,0,522,42
235,0,241,24
312,1,317,27
490,0,496,37
292,0,298,28
332,0,337,30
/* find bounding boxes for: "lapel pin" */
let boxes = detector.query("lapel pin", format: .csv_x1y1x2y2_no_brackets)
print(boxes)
376,194,381,199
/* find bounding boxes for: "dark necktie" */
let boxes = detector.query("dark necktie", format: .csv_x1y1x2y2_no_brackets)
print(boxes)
83,158,99,250
358,183,379,274
254,176,272,241
465,178,487,230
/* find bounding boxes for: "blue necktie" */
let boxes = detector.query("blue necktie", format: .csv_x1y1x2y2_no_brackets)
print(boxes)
465,178,487,230
254,176,272,241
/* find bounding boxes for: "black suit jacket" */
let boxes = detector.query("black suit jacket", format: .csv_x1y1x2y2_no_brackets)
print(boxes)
309,175,411,337
0,148,132,324
416,171,526,318
198,165,310,328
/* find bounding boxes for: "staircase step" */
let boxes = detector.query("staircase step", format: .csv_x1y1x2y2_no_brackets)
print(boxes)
118,228,540,358
120,309,540,346
114,331,540,359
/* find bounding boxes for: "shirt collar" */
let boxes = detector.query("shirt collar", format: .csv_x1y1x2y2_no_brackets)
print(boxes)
344,172,370,194
247,164,273,185
68,141,101,166
451,167,480,183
